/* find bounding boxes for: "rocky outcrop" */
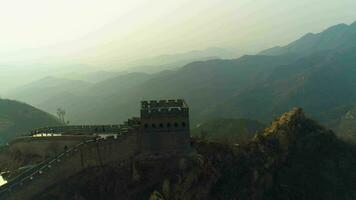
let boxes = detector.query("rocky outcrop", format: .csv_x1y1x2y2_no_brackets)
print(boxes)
193,107,354,200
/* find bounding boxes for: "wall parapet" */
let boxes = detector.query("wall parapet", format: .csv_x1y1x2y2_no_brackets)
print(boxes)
141,99,189,118
141,99,187,109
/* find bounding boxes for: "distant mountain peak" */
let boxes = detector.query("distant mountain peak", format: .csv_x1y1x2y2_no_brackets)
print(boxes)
260,21,356,56
301,32,316,38
323,23,349,32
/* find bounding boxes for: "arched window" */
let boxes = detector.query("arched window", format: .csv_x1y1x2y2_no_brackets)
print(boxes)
159,123,164,128
144,124,148,128
174,122,178,127
152,123,156,128
182,122,186,127
167,123,171,128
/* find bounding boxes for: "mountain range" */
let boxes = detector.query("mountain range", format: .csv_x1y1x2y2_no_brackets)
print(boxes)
5,21,356,137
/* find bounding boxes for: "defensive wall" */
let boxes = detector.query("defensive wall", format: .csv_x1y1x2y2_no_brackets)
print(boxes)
24,99,191,154
30,125,122,135
8,135,96,158
30,117,140,135
0,99,191,200
0,133,138,200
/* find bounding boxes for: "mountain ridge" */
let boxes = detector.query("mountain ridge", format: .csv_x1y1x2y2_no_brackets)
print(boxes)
260,21,356,56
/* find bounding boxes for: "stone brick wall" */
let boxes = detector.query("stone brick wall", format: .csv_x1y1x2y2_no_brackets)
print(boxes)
30,125,123,135
139,99,191,153
8,135,95,158
1,133,138,200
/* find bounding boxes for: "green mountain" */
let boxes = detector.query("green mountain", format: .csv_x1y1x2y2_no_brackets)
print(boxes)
5,22,356,137
33,54,296,125
228,47,356,124
0,99,61,143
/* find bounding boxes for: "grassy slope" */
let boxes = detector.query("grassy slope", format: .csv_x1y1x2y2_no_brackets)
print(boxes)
0,99,61,143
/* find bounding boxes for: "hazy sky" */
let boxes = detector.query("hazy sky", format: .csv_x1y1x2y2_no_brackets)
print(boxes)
0,0,355,92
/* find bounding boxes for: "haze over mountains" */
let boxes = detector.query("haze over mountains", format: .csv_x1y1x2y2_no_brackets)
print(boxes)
0,47,239,95
5,21,356,138
2,1,356,199
124,47,240,73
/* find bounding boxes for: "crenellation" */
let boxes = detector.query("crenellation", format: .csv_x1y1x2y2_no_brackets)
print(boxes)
139,99,190,153
149,100,158,107
140,100,188,119
158,100,166,106
167,99,175,105
141,99,187,109
141,101,149,109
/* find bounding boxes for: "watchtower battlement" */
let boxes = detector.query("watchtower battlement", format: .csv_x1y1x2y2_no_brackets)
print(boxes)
141,99,187,108
139,99,190,153
140,99,189,118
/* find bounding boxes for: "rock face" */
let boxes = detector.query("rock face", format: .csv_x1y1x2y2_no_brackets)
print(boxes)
28,108,356,200
243,108,356,200
34,155,219,200
248,108,328,198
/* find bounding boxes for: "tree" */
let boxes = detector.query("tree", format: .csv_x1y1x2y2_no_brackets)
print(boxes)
56,108,66,124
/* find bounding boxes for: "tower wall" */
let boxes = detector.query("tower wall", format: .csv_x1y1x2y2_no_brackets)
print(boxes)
139,99,191,153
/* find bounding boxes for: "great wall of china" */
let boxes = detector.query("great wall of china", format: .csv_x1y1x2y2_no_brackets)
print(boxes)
0,99,191,200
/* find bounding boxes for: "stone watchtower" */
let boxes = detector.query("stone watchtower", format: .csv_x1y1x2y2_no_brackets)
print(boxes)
139,99,191,154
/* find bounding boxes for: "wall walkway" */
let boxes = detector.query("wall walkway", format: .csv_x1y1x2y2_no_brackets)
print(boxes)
0,133,138,200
